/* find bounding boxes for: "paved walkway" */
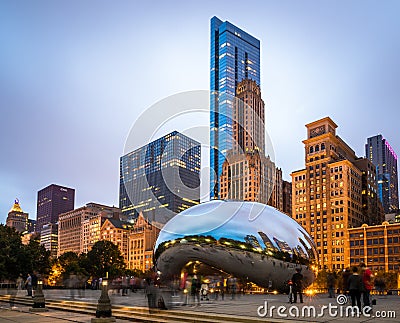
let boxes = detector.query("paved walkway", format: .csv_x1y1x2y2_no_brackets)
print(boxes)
0,289,399,322
0,305,128,323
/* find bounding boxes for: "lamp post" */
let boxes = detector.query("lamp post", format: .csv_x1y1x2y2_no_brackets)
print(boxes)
91,279,116,323
30,280,48,312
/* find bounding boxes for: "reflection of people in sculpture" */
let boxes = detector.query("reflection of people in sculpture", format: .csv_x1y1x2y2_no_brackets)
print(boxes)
291,268,303,303
190,275,201,306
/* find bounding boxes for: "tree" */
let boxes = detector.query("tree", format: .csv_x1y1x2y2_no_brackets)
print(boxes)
0,225,24,280
48,252,89,286
23,236,51,276
86,240,125,279
0,225,51,282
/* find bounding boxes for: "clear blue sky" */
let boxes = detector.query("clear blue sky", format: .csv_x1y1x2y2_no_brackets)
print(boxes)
1,0,400,223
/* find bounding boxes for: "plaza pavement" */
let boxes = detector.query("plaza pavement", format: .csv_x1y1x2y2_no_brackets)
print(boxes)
0,288,399,322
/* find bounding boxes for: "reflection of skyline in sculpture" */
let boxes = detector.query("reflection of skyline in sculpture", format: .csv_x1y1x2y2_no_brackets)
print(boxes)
245,234,262,250
154,200,317,290
273,237,292,254
258,231,277,252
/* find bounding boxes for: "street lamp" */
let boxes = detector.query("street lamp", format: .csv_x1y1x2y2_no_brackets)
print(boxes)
30,280,48,312
92,279,116,323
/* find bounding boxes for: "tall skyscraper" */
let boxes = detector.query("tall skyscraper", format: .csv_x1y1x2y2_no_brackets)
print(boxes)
353,157,384,225
210,16,261,199
366,135,399,214
120,131,200,221
6,199,28,233
36,184,75,233
291,117,366,271
219,79,274,203
282,181,292,216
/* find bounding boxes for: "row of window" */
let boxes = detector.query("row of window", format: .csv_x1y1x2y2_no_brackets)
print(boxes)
309,143,326,153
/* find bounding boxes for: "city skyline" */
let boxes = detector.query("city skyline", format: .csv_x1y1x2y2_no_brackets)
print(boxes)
1,0,400,224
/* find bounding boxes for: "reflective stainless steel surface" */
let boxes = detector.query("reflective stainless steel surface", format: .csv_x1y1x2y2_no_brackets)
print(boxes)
155,200,317,290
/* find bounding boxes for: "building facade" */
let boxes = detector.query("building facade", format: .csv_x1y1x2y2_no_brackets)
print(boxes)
219,79,275,203
6,199,28,233
100,218,134,266
82,210,121,254
27,219,36,233
349,222,400,272
127,213,161,272
282,180,292,216
291,117,365,271
58,203,119,257
119,131,200,221
36,184,75,233
40,223,58,258
366,135,399,214
354,158,385,226
268,168,283,211
210,16,261,199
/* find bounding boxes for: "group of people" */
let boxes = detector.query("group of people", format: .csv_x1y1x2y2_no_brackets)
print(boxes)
345,263,373,312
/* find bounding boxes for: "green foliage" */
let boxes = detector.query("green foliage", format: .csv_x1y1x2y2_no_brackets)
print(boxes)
0,225,51,281
0,225,23,280
125,268,144,277
55,251,84,281
86,240,126,279
314,269,328,289
374,271,397,289
23,236,51,275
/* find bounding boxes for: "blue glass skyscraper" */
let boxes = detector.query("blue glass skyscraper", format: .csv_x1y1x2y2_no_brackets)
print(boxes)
210,16,261,199
120,131,201,222
366,134,399,213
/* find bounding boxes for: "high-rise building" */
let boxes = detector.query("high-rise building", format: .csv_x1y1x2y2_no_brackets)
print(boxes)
40,223,58,258
58,203,119,257
354,158,384,225
6,199,28,233
119,131,200,221
210,16,260,199
219,80,274,203
36,184,75,233
27,219,36,233
366,135,399,214
291,117,365,271
282,181,292,216
268,168,283,211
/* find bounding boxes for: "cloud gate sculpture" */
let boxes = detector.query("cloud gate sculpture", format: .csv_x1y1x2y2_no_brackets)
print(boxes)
154,200,317,290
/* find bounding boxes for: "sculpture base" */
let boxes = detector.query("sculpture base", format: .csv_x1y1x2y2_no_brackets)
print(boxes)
91,317,116,323
29,307,49,312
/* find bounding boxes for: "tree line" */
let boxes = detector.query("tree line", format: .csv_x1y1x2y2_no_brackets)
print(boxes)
0,224,142,285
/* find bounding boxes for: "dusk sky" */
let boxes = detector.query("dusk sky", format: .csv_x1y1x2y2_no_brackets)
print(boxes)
1,0,400,224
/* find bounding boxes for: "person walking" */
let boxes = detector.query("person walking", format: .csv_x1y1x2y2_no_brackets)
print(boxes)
291,268,304,303
327,272,336,298
347,266,362,312
25,274,32,297
360,263,372,311
16,274,24,290
342,268,351,295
